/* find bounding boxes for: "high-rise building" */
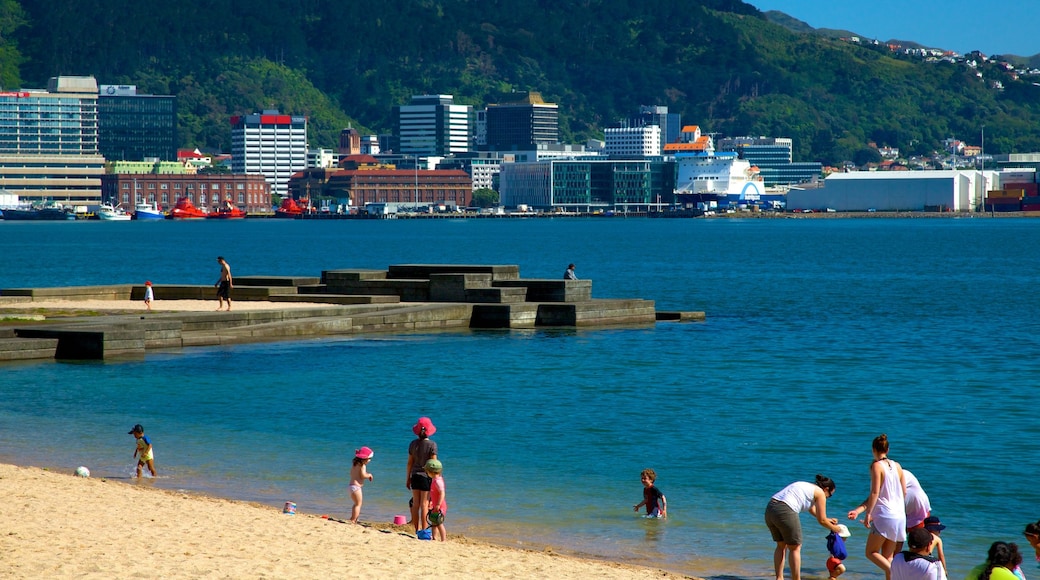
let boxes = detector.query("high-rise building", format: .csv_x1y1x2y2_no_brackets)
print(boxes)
230,110,308,198
631,106,680,153
97,85,176,161
0,76,105,205
392,95,472,156
485,92,558,151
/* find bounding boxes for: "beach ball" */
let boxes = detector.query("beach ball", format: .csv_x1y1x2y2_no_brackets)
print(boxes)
74,466,90,478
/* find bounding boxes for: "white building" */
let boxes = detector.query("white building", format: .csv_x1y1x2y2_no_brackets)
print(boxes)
307,148,339,169
393,95,472,156
787,170,995,212
604,125,661,158
230,110,308,198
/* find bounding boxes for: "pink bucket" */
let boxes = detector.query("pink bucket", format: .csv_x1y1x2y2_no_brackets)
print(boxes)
393,515,407,525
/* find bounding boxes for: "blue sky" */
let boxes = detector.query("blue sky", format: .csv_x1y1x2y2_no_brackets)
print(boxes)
749,1,1040,57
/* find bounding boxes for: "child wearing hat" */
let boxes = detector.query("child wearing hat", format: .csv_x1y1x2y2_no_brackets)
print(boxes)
425,458,447,541
349,446,375,523
128,424,156,478
143,281,154,311
826,524,852,580
924,516,948,573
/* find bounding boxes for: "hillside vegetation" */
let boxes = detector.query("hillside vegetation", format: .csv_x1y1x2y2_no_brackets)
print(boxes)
4,0,1039,164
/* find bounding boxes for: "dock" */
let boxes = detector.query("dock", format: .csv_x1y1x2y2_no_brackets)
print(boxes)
0,264,704,361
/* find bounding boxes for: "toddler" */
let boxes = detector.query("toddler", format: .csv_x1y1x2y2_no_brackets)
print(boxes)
128,423,156,478
425,458,447,541
826,524,852,580
349,446,374,523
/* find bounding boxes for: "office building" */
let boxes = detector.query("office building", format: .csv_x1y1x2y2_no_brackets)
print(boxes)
631,106,680,154
499,159,675,212
716,136,822,187
230,110,308,198
604,125,661,158
98,85,176,161
485,92,558,151
392,95,472,156
0,76,104,205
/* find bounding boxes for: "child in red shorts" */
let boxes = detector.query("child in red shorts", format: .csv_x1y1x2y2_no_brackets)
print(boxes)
826,524,852,580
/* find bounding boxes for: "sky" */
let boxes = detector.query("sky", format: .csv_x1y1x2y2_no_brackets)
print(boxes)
749,1,1040,57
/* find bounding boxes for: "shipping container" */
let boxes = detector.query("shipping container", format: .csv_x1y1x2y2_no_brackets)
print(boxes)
985,196,1024,205
1022,204,1040,211
986,203,1021,212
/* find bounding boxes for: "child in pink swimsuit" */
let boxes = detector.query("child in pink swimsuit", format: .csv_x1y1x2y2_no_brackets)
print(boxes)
349,447,374,523
425,459,447,541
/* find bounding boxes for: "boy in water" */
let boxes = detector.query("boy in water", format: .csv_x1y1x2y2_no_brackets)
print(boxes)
128,424,156,478
633,468,667,518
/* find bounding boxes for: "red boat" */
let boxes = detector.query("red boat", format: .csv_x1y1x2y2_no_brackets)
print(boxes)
208,199,246,219
274,197,309,219
170,197,208,219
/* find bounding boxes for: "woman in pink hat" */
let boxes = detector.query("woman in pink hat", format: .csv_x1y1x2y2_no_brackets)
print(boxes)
405,417,438,534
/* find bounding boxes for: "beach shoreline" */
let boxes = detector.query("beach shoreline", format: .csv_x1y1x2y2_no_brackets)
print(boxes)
0,462,697,579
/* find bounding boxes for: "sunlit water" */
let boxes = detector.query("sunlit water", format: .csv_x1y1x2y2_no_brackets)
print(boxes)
2,217,1039,579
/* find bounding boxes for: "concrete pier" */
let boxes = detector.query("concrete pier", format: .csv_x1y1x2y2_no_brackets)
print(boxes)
0,264,705,361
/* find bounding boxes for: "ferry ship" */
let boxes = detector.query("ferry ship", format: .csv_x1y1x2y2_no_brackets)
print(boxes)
665,125,765,207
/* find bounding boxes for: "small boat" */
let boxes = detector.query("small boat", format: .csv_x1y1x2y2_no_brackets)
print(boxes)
97,203,132,221
134,201,165,220
274,197,308,218
170,197,208,219
208,199,246,219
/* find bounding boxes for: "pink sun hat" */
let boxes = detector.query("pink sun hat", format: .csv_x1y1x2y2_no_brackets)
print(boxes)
354,446,374,460
412,417,436,437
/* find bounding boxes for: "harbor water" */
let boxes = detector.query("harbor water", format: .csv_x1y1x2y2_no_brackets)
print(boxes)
1,217,1039,578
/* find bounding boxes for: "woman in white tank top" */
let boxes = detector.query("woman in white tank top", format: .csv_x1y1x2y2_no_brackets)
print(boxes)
847,434,907,580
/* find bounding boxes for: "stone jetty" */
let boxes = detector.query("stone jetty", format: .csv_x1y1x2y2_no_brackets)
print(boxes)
0,264,704,361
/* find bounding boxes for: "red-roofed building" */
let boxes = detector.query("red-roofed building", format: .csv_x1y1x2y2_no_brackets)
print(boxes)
288,168,471,208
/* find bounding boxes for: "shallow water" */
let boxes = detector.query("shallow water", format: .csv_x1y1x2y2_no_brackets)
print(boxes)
2,217,1039,578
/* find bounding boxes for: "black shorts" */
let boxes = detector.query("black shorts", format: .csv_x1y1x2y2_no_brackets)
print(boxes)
217,281,230,299
410,472,432,492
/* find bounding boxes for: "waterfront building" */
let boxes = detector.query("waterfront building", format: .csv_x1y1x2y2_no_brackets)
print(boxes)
288,157,472,209
0,76,103,205
485,92,559,151
604,125,661,158
392,95,472,156
97,85,177,161
100,172,272,214
499,159,674,212
230,110,308,198
787,170,992,212
716,136,822,187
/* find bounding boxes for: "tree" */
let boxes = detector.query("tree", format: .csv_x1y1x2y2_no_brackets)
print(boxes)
471,188,499,208
853,147,882,167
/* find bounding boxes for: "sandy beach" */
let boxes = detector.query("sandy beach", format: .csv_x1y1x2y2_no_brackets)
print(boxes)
0,463,692,579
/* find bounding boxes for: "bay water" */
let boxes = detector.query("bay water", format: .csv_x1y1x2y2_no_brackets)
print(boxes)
2,217,1038,578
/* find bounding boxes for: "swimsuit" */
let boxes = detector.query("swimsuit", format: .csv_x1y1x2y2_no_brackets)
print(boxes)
349,483,362,493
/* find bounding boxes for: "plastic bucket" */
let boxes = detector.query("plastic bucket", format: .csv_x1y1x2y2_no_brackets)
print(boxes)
283,501,296,515
393,515,407,525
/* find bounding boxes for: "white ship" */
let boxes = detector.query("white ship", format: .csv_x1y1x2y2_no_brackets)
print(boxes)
665,125,764,204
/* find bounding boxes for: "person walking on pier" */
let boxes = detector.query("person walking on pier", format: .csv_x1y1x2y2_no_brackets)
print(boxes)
215,256,233,311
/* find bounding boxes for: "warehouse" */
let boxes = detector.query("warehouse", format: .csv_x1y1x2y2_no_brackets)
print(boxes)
787,170,994,212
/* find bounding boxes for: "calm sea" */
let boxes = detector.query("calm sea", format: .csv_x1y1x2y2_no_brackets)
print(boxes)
2,217,1039,579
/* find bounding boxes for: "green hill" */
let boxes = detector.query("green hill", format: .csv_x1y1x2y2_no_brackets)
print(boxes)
5,0,1040,164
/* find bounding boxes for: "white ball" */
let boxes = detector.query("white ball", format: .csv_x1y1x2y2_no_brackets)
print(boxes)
74,466,90,478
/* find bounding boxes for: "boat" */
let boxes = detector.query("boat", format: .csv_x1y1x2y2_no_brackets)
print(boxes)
274,197,309,219
1,201,76,221
134,201,165,220
170,197,208,219
97,203,132,221
665,125,766,209
208,199,246,219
